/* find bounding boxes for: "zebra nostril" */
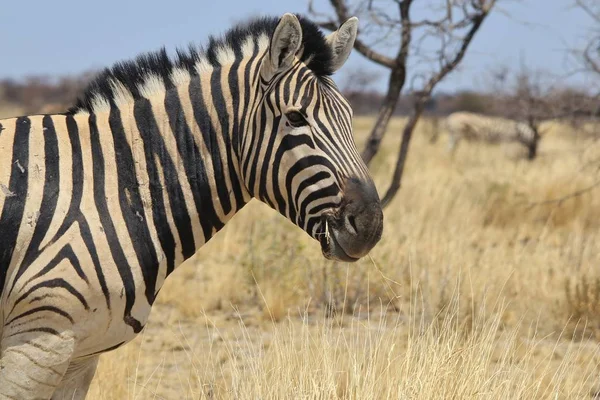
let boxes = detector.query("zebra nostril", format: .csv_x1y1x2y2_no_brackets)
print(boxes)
346,214,358,235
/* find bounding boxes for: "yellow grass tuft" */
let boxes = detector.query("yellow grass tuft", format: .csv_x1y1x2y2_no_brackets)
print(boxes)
565,274,600,340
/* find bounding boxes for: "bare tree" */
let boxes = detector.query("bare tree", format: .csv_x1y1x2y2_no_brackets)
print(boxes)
489,62,600,143
310,0,497,206
487,65,548,160
573,0,600,77
571,0,600,138
485,60,600,158
515,70,550,159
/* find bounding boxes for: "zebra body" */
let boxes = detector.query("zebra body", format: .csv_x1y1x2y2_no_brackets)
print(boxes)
445,111,538,155
0,14,383,399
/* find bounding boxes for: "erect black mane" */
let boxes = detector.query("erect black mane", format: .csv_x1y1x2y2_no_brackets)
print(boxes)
69,14,334,114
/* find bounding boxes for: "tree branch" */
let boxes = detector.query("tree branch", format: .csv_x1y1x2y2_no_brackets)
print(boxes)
311,0,397,68
583,40,600,75
380,1,496,206
309,0,499,205
575,0,600,23
422,4,493,93
527,180,600,208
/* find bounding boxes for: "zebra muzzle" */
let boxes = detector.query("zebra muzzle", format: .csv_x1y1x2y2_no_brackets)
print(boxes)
318,178,383,262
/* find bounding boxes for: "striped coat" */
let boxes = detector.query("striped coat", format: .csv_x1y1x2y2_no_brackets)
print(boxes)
0,14,383,399
445,111,539,158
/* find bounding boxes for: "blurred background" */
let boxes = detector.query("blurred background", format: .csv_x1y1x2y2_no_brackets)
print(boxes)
0,0,597,118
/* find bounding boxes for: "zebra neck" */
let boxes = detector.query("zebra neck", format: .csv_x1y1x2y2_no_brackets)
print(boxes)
105,71,253,281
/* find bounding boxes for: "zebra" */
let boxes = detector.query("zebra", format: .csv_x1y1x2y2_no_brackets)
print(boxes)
445,111,540,159
0,13,383,399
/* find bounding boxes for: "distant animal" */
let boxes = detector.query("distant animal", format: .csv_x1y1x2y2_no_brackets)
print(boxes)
0,13,383,399
445,111,540,159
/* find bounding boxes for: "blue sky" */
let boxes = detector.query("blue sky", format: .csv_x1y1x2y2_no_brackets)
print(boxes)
0,0,595,93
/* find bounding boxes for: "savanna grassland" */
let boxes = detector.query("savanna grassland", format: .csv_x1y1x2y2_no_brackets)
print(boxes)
75,116,600,399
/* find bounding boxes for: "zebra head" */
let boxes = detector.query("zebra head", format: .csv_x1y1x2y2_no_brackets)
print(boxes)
242,14,383,262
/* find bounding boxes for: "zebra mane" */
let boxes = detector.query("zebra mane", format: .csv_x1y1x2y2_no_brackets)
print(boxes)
68,15,334,114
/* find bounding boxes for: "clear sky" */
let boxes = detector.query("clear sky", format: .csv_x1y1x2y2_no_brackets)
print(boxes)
0,0,595,93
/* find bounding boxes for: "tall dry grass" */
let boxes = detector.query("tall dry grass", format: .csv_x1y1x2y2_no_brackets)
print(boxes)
86,117,600,399
90,304,600,399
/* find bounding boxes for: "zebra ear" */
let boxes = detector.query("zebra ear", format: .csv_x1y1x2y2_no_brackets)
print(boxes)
325,17,358,73
262,13,303,81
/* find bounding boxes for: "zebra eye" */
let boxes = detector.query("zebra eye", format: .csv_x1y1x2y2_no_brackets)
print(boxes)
286,111,307,127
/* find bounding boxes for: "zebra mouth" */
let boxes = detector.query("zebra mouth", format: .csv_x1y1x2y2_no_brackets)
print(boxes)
318,216,359,263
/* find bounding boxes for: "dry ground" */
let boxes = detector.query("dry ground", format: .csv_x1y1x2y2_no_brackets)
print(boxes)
63,116,600,398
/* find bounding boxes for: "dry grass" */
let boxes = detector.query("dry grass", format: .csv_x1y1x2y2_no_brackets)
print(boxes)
82,116,600,399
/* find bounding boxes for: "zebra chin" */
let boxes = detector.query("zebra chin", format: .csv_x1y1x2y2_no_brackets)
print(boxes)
317,213,382,262
318,219,361,262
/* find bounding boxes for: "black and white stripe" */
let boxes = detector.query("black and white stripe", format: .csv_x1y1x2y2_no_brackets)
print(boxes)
445,111,538,154
0,13,382,399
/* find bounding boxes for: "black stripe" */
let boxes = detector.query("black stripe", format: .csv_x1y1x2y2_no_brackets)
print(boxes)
304,189,340,235
25,245,89,287
225,45,246,210
253,52,266,84
299,183,340,223
6,326,61,338
286,155,339,227
244,105,267,194
28,294,57,304
112,105,160,304
188,77,226,232
89,114,142,333
200,72,232,214
280,67,298,104
51,115,85,241
311,88,351,173
14,116,61,284
78,216,110,308
307,200,336,216
163,89,198,262
257,100,281,207
324,88,353,139
6,305,74,326
313,82,357,175
312,133,347,180
0,117,30,299
291,69,312,104
233,38,258,158
306,214,324,236
240,47,265,171
46,115,111,308
317,93,356,174
12,278,89,312
299,77,317,109
132,98,181,274
292,171,331,226
271,133,315,217
83,341,126,357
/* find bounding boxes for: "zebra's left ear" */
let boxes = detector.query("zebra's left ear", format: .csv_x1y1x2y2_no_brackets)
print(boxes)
325,17,359,73
261,13,303,81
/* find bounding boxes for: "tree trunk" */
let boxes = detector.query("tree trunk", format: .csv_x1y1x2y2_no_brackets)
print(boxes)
360,66,406,165
527,130,540,160
381,99,426,207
